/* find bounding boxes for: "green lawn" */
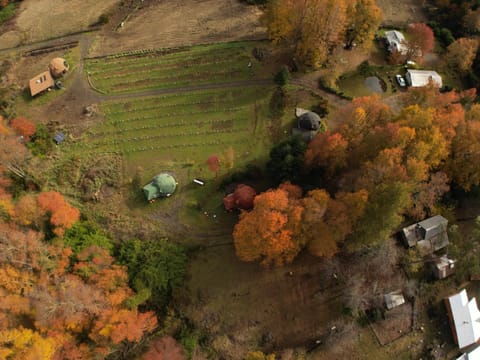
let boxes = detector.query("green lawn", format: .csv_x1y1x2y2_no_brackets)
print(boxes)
85,41,269,94
337,64,405,98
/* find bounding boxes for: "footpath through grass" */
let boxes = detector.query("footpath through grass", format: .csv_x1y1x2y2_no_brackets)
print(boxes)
85,41,268,94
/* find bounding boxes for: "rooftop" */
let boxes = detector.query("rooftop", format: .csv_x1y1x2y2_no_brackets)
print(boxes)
406,70,443,88
457,346,480,360
401,215,449,252
143,173,177,201
385,290,405,310
446,289,480,349
384,30,408,54
29,71,55,97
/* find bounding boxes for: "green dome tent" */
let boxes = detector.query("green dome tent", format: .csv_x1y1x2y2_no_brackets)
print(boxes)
143,173,177,201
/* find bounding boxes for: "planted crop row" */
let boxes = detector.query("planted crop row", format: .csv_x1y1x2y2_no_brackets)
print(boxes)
121,138,248,154
109,72,248,94
90,118,240,137
102,96,249,115
91,56,249,80
84,128,249,152
106,101,246,121
94,41,252,63
101,89,249,112
87,127,249,147
104,99,227,115
86,50,248,74
96,64,248,85
86,48,249,71
93,63,248,84
104,107,243,125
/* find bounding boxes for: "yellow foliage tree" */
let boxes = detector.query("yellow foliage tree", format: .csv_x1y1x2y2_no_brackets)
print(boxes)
0,328,58,360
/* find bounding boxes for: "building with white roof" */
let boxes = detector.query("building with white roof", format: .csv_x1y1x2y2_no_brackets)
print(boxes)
405,70,443,88
384,30,408,55
446,289,480,350
457,345,480,360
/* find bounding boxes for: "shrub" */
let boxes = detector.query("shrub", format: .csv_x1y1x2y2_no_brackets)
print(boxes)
357,60,374,76
311,97,330,117
439,28,455,47
62,221,114,256
27,124,53,157
97,13,110,25
274,66,290,86
267,136,307,184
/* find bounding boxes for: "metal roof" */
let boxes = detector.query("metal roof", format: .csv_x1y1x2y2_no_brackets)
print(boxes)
54,132,66,144
447,289,480,349
385,290,405,310
405,70,443,88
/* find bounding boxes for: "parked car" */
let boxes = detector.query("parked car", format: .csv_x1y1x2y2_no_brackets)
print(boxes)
395,74,407,87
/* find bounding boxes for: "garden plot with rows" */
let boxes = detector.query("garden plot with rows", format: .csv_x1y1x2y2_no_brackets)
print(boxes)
85,41,268,94
74,86,273,175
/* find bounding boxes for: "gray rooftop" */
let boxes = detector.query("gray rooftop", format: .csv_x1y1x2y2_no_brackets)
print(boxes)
401,215,449,252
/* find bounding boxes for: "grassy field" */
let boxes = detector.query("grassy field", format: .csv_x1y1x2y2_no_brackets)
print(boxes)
85,41,269,94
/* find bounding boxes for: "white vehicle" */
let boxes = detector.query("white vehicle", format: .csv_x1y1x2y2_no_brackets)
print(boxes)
395,74,407,87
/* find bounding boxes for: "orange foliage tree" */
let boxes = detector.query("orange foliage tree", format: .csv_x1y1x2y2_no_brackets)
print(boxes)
446,37,479,73
233,183,304,266
37,191,80,237
302,189,368,257
10,117,36,141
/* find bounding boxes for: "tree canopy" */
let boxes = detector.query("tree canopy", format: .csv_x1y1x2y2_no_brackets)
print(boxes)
265,0,382,68
234,86,479,264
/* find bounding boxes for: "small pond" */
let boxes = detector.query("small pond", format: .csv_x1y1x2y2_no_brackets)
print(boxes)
365,76,386,93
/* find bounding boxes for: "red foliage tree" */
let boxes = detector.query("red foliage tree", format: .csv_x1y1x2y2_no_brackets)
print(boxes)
207,155,220,176
10,117,36,141
406,23,435,63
